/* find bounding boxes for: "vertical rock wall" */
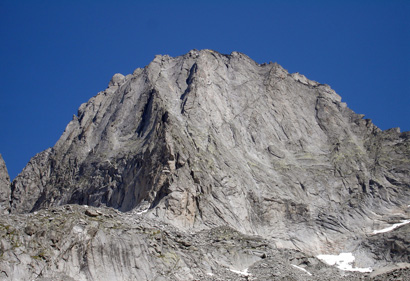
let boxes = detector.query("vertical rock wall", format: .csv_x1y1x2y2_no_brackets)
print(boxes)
0,154,10,213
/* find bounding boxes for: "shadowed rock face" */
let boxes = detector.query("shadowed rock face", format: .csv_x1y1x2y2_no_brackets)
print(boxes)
0,154,10,212
2,50,409,280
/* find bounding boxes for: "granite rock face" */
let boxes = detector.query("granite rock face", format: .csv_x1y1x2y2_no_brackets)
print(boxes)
2,50,409,280
0,205,379,281
0,154,10,212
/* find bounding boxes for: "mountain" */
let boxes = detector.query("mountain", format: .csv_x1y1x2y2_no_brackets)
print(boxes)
1,50,409,280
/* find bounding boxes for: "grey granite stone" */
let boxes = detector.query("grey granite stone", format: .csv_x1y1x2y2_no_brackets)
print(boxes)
2,50,409,280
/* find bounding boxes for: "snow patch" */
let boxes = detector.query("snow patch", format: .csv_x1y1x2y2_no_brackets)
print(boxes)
317,253,372,273
291,264,312,276
372,220,410,234
206,272,214,276
230,268,250,276
136,209,149,215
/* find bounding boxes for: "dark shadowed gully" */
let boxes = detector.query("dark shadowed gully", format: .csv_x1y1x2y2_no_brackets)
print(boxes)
1,50,409,280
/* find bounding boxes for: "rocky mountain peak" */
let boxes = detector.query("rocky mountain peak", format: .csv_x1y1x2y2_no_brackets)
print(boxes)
2,50,409,280
108,73,125,87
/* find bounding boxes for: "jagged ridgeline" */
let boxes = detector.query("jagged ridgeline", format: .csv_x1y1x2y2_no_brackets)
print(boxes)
1,50,409,280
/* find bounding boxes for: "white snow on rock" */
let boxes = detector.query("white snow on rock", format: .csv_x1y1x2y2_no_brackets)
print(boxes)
317,253,372,273
136,209,149,215
291,264,312,276
229,268,250,276
372,220,410,235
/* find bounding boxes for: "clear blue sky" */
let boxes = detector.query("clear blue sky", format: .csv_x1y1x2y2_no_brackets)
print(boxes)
1,0,409,180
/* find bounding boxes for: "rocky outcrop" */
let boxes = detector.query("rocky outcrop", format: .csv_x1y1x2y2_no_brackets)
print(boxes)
0,154,10,213
1,205,408,280
3,50,409,280
362,220,410,264
0,205,392,281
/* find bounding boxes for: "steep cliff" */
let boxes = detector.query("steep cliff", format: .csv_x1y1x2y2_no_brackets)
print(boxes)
0,154,10,213
2,50,409,280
